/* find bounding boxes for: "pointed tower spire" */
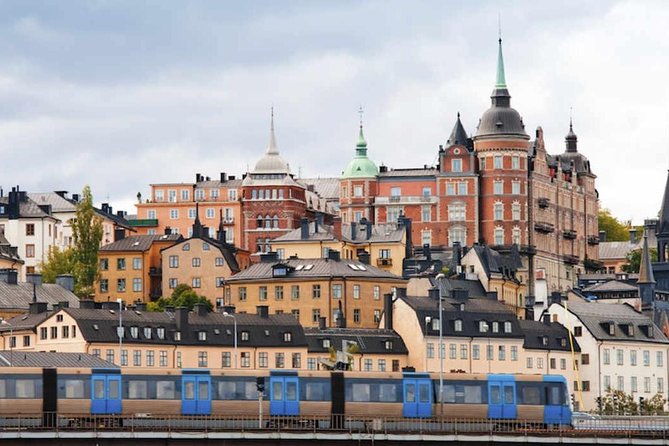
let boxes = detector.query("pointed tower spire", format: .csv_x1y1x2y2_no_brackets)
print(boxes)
356,106,367,155
217,209,227,243
446,112,469,147
638,229,656,311
495,36,507,88
266,106,278,155
565,116,578,153
658,170,669,239
192,202,203,238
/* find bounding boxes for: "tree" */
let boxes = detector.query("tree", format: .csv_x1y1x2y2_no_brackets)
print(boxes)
640,393,667,415
598,209,631,242
40,246,76,283
601,388,637,415
71,186,103,297
147,284,213,312
622,248,658,273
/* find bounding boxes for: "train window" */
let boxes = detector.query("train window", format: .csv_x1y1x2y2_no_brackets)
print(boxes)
217,379,258,400
109,379,119,400
302,379,330,401
0,380,5,398
490,385,501,404
15,379,36,398
351,383,370,402
439,382,485,404
156,380,176,399
128,380,148,399
184,381,195,400
346,380,402,403
546,383,565,405
199,381,209,400
405,384,415,402
419,384,430,403
65,380,85,399
517,382,543,405
463,385,483,403
286,381,297,401
273,381,283,400
504,386,514,404
94,380,105,399
378,383,398,402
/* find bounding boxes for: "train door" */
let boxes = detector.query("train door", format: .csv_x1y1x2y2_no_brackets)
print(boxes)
269,371,299,416
91,369,122,415
487,374,517,419
402,373,432,418
181,371,212,415
544,376,571,425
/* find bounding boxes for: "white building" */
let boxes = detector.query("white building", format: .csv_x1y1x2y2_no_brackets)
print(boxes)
547,299,669,411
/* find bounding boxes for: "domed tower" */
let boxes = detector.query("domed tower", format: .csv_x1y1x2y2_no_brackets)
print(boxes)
339,121,378,224
474,37,530,248
241,109,307,254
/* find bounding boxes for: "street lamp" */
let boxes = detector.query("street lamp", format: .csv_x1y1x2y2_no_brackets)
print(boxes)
223,312,237,369
116,299,123,366
1,320,13,366
435,273,445,416
424,316,431,372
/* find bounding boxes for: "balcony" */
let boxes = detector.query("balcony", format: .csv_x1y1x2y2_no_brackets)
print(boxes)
538,198,550,209
223,218,235,225
534,222,555,233
128,218,158,227
584,258,604,271
563,229,577,240
588,236,600,245
376,258,393,267
149,267,163,277
563,254,580,265
374,195,438,205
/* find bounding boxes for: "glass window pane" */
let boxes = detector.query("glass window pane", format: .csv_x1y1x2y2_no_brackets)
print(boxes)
157,380,176,399
128,380,147,399
198,380,209,400
108,379,119,399
94,379,105,399
405,383,415,402
419,383,430,403
504,386,514,404
463,385,483,403
15,379,35,398
184,380,195,400
286,381,297,401
490,385,501,404
352,383,371,402
273,381,283,400
65,380,85,399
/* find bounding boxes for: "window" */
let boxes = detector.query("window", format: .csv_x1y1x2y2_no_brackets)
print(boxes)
460,344,468,359
494,202,503,220
168,278,178,289
221,352,231,368
354,185,363,197
146,350,155,367
479,321,489,333
390,186,401,197
511,346,518,361
498,346,506,361
631,350,637,366
26,224,35,236
617,349,624,366
603,375,611,391
422,187,431,197
198,331,207,341
100,279,108,293
387,206,402,223
22,335,30,347
526,357,533,369
25,244,35,258
451,159,462,172
133,350,141,366
494,180,503,195
353,284,360,299
275,286,284,300
117,278,126,292
603,348,610,365
312,284,321,299
241,331,249,341
239,287,247,301
312,309,320,323
422,205,431,222
512,181,521,195
117,258,126,270
658,351,664,367
169,209,179,219
160,350,168,367
511,156,520,170
228,189,237,201
581,353,589,365
472,345,480,360
631,376,638,393
512,202,521,220
378,359,386,371
332,284,342,299
132,278,142,292
168,255,179,268
198,351,208,367
353,309,361,324
494,156,503,169
275,353,285,368
617,376,624,391
479,157,486,170
537,358,544,369
643,350,650,366
494,228,504,245
100,258,109,270
454,319,462,332
192,257,201,267
560,358,566,370
644,377,651,393
259,352,268,368
259,286,268,301
121,350,128,366
486,345,493,360
373,285,380,300
446,183,455,195
373,309,381,323
448,203,465,221
292,353,301,368
421,230,431,246
659,378,664,393
40,327,47,340
449,227,466,246
192,277,201,288
132,257,142,270
364,359,373,371
458,182,468,195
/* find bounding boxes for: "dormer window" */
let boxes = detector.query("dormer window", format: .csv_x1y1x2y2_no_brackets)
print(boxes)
322,339,330,348
182,243,190,251
649,326,654,338
628,324,635,337
143,327,152,339
264,330,270,336
156,327,165,339
432,318,440,331
542,336,549,346
174,331,181,341
241,331,249,341
283,332,292,342
492,322,499,333
198,331,207,341
609,324,615,336
479,321,489,333
385,340,393,350
504,322,512,333
454,319,463,332
560,338,567,347
130,327,139,338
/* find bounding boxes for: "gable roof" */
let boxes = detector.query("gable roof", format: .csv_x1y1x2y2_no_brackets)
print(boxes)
304,327,408,354
0,282,80,311
100,234,182,252
164,236,241,273
272,221,406,245
583,280,639,293
0,196,58,220
518,319,580,352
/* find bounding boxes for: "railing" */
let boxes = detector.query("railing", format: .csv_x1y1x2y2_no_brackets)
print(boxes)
376,258,393,267
534,222,555,233
563,229,577,240
588,236,600,245
563,254,580,265
538,198,550,209
3,413,669,438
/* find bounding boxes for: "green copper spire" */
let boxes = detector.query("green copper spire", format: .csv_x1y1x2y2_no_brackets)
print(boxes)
495,37,506,88
356,125,367,153
341,110,378,179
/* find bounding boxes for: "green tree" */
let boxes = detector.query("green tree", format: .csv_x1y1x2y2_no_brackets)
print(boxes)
622,248,658,273
601,388,638,415
147,284,212,312
71,185,103,297
640,393,667,415
40,246,75,283
598,209,631,242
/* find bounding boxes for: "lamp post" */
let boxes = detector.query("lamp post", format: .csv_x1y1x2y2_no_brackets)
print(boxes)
1,320,13,366
424,316,431,372
435,273,445,416
223,312,237,369
117,299,123,367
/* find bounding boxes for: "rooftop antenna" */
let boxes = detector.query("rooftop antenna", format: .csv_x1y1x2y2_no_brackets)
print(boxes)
498,12,502,42
358,105,364,127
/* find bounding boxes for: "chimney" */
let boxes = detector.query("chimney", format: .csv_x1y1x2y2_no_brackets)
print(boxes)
165,305,175,313
29,301,48,315
194,303,208,317
260,252,278,263
394,287,407,299
79,299,96,309
599,230,606,242
327,249,341,262
101,203,109,213
361,218,372,240
257,305,269,318
379,165,388,173
451,288,468,300
314,214,319,233
358,251,370,265
176,307,189,331
428,287,440,301
350,222,357,241
55,275,74,292
550,292,563,305
114,228,126,241
423,244,432,261
135,302,147,311
164,226,172,235
335,301,346,328
222,305,235,314
58,301,69,309
332,217,342,240
525,306,535,321
54,191,67,198
116,210,125,219
195,173,202,183
72,193,80,202
300,217,309,240
629,228,638,244
229,175,236,181
220,172,227,183
8,187,19,220
318,316,327,330
384,293,393,330
543,314,551,325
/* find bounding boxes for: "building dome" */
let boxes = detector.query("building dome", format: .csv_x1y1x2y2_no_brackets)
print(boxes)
252,110,291,175
341,125,379,179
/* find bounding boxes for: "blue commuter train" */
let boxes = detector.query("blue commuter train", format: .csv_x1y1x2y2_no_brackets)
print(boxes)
0,367,572,428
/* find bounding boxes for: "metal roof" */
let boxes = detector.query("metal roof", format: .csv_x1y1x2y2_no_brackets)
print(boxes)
0,351,117,368
0,282,79,311
304,327,407,354
518,319,580,352
100,234,182,252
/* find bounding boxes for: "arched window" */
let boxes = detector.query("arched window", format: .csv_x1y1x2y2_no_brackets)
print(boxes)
272,215,279,229
256,216,263,228
264,215,271,229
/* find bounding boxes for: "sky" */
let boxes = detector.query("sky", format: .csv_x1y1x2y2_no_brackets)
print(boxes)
0,0,667,224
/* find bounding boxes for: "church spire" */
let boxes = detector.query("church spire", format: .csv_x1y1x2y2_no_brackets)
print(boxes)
495,36,507,89
356,106,368,156
266,106,278,155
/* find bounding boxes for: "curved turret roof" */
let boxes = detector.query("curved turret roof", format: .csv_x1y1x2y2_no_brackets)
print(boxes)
252,110,290,175
475,39,528,140
446,113,469,148
341,125,378,179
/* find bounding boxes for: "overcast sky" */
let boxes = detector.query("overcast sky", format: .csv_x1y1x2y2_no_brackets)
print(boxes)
0,0,667,224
